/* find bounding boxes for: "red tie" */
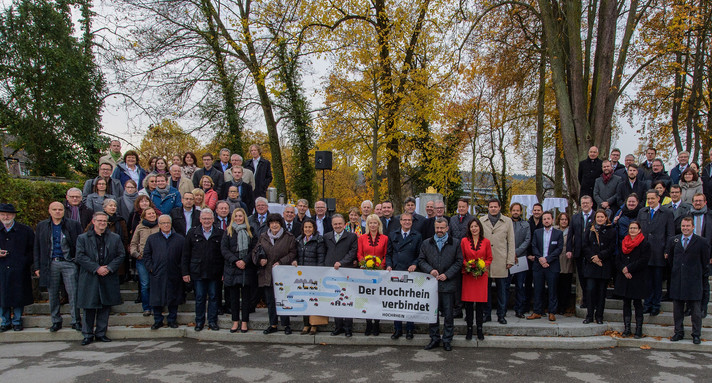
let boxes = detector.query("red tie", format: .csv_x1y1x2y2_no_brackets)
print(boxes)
221,219,226,230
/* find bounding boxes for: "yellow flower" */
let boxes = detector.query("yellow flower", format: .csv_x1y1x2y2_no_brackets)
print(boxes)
477,259,485,268
366,260,374,268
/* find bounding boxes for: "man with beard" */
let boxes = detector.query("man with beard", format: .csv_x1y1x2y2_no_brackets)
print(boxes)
528,212,563,322
614,154,636,179
616,164,649,209
510,203,531,318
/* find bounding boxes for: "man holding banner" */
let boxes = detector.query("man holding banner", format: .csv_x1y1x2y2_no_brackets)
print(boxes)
325,214,358,337
418,217,463,351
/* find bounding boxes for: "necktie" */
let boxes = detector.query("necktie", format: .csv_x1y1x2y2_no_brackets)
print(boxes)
287,223,292,232
459,216,463,223
403,232,408,239
672,203,677,211
683,237,689,249
650,209,655,221
583,214,589,227
696,216,702,236
259,216,264,225
221,219,226,230
335,233,340,243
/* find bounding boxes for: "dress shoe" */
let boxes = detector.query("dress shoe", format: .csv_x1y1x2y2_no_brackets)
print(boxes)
443,342,452,351
548,314,556,322
81,337,94,346
391,330,403,340
498,317,507,325
263,326,279,334
650,309,660,316
582,318,592,324
477,326,484,340
331,328,345,336
527,313,541,320
96,336,112,342
309,326,317,335
194,324,204,331
13,324,23,331
345,331,352,337
72,323,82,331
424,340,441,350
595,319,603,325
142,310,152,317
372,324,380,336
515,312,525,319
151,322,164,330
301,326,310,335
466,326,473,340
406,331,414,340
168,322,178,329
50,323,62,332
693,336,701,345
284,326,292,335
670,333,684,342
208,323,219,331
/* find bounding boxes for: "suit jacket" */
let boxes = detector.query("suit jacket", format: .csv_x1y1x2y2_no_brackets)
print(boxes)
669,163,688,185
531,228,564,273
219,180,254,214
380,216,400,236
323,230,357,267
249,213,270,238
170,207,200,236
409,213,427,234
578,158,603,201
191,166,224,190
244,157,272,198
386,230,423,270
637,206,675,267
663,201,692,234
420,215,451,240
566,211,594,259
33,218,83,287
284,220,302,237
615,178,649,209
666,234,711,300
314,215,333,236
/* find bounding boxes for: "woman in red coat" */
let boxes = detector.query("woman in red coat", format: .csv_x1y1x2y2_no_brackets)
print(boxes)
461,218,492,340
357,214,388,336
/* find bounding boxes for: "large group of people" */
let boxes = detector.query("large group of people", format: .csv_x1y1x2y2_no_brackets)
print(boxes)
1,141,711,351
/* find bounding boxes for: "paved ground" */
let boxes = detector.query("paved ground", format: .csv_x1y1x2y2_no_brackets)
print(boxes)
1,339,711,382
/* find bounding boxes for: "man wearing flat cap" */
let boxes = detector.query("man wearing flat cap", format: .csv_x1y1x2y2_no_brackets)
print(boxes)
0,204,35,332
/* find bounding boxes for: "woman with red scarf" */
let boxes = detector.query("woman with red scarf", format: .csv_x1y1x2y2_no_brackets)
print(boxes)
614,221,650,338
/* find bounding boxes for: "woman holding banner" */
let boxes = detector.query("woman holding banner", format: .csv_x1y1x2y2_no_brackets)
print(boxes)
292,219,326,335
461,218,492,341
357,214,389,336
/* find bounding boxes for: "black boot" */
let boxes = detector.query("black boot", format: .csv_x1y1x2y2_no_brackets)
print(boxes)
466,326,473,340
373,321,380,336
476,325,484,340
634,325,643,339
622,315,632,337
364,321,373,336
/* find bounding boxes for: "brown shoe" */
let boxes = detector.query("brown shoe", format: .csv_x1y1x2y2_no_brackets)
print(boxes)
309,326,318,335
301,326,310,335
526,313,542,320
548,313,556,321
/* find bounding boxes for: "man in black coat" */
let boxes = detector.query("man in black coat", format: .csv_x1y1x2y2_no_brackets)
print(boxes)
690,193,712,317
649,159,672,192
380,201,400,235
33,202,83,332
578,146,603,209
76,212,126,345
191,152,224,190
171,192,200,236
418,217,462,352
639,147,657,180
282,205,302,237
0,204,35,332
666,216,711,344
400,197,426,234
664,185,692,234
143,215,186,329
244,144,273,199
528,212,564,322
182,209,225,331
420,200,450,240
313,200,332,235
638,189,675,316
64,188,94,228
567,196,594,309
249,197,270,238
324,214,357,337
386,213,423,340
615,164,649,209
219,166,254,214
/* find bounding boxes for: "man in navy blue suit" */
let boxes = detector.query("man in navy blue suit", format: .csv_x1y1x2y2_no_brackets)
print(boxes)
528,211,563,322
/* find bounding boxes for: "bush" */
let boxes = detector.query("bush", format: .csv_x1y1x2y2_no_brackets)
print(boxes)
0,166,81,228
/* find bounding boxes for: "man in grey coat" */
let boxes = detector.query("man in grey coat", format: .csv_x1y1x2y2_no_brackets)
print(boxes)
593,160,622,217
419,217,463,352
324,214,358,337
76,212,126,345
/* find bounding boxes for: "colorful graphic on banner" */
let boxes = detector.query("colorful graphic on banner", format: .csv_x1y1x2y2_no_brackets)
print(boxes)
272,266,438,323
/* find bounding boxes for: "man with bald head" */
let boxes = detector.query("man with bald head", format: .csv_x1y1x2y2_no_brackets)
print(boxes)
34,202,84,332
579,146,603,210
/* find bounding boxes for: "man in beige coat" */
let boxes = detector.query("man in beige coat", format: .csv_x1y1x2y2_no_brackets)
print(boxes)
480,198,516,324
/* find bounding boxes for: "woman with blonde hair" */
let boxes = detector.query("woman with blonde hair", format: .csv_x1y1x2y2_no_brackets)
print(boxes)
221,208,256,333
357,214,388,335
200,175,218,211
191,188,206,210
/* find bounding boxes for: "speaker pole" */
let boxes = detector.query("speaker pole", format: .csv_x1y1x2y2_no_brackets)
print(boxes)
322,169,326,201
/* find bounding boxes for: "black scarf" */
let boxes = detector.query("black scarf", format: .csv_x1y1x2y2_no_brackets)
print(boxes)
142,219,158,228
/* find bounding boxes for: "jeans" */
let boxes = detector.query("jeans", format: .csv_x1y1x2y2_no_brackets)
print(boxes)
485,277,509,319
585,278,607,321
194,279,219,326
264,286,290,327
429,292,454,343
0,306,23,326
136,259,151,312
153,306,178,324
511,271,528,314
645,266,665,311
533,267,559,314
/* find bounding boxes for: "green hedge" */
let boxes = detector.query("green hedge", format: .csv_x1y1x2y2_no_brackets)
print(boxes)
0,167,82,228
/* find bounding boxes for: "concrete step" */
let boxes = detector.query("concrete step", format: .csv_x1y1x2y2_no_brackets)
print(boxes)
39,290,196,301
575,307,712,327
604,298,712,312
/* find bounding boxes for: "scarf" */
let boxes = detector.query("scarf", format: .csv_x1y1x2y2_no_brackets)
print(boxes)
68,204,79,221
182,165,197,179
108,213,121,224
121,192,138,215
155,186,170,198
690,205,708,216
488,213,500,228
110,151,121,162
142,219,158,228
621,233,645,254
602,172,613,184
268,228,284,245
230,222,250,258
435,233,448,250
620,204,641,219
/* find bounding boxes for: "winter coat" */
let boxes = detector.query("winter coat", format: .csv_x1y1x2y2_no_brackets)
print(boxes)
417,235,463,293
667,234,711,301
182,226,224,280
295,234,326,266
614,237,650,299
221,226,257,287
253,230,297,287
129,222,160,259
33,218,82,288
76,230,126,308
480,215,516,278
582,225,616,280
0,222,35,307
386,230,423,271
143,231,186,307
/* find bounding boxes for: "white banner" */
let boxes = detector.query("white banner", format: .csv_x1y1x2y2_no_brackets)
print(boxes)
272,266,438,323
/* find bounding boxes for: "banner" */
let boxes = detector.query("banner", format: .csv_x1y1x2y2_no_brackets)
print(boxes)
272,266,438,323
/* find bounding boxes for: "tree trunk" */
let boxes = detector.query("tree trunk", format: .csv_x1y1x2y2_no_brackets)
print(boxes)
536,48,545,201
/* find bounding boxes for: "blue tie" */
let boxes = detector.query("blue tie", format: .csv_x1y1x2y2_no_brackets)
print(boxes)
650,209,655,221
683,237,689,249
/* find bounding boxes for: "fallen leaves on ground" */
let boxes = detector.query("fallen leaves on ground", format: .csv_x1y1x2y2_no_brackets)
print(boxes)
640,345,651,350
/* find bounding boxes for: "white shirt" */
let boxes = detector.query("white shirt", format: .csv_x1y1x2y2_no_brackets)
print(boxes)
252,157,261,173
126,166,139,184
316,215,325,235
183,208,194,235
542,227,553,260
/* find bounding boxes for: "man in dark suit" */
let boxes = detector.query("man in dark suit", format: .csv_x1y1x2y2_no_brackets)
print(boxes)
566,195,594,308
313,200,332,235
380,201,399,235
170,192,200,236
386,213,423,340
615,164,649,209
244,144,273,199
324,214,358,337
400,197,426,234
191,153,224,190
639,147,657,180
664,185,692,234
690,193,712,317
219,166,254,214
282,205,302,237
638,189,675,315
75,212,126,345
64,188,94,228
666,216,711,344
528,211,563,322
578,146,603,209
421,200,450,240
249,197,270,238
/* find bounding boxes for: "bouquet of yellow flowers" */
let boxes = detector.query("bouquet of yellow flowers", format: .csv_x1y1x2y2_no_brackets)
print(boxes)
464,258,487,278
359,255,383,270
